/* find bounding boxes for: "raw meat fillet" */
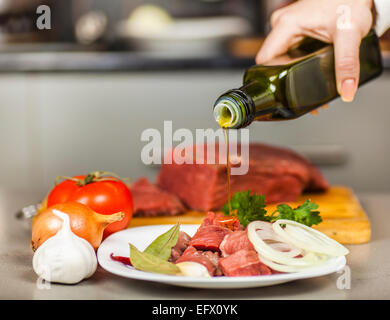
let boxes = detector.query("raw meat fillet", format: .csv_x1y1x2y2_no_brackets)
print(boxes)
175,246,221,276
130,177,185,217
200,211,243,231
169,231,191,262
218,249,272,277
201,211,225,227
157,143,329,211
188,224,232,252
220,230,254,257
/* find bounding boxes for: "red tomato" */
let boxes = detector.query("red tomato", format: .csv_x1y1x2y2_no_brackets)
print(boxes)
47,174,133,238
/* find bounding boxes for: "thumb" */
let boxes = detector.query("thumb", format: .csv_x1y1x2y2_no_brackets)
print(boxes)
333,29,361,102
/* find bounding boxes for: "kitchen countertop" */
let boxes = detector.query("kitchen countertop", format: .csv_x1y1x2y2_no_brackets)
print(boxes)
1,188,389,300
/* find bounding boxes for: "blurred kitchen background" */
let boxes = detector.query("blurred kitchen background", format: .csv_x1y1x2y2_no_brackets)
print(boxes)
0,0,389,201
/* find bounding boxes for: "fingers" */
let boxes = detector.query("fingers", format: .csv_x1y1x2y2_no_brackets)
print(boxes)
333,28,362,102
256,17,300,64
270,7,288,28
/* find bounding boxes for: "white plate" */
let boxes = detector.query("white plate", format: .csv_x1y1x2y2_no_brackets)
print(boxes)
97,224,346,289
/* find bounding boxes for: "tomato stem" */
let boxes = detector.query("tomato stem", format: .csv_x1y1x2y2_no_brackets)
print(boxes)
55,170,130,187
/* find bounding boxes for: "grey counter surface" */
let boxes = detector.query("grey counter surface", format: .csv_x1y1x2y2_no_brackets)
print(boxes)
0,51,254,73
0,188,389,300
0,50,388,73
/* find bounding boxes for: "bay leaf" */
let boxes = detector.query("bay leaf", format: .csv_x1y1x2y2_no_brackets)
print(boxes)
129,243,180,275
143,223,180,261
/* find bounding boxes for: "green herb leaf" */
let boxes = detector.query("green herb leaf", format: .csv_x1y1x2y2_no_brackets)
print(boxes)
222,190,269,227
270,199,322,227
129,244,180,275
222,191,322,227
270,204,295,221
144,223,180,261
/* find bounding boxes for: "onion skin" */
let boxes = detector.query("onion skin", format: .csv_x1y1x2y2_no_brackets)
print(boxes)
31,202,124,251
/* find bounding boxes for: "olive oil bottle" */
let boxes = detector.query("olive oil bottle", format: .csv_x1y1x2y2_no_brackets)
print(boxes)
214,30,383,129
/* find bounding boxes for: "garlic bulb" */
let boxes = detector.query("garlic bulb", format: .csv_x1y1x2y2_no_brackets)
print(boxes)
32,209,97,284
176,262,211,277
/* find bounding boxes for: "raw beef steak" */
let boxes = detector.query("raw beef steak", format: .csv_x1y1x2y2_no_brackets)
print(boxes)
157,143,329,211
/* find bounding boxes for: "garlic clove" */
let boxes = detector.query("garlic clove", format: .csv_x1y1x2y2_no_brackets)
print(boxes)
176,262,211,277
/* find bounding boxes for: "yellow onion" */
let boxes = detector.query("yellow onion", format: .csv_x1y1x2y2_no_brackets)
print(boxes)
31,202,123,251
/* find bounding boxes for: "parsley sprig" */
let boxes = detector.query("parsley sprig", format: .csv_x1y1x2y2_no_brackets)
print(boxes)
222,191,322,227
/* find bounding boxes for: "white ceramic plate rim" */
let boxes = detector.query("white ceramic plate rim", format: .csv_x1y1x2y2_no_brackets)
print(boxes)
97,224,347,288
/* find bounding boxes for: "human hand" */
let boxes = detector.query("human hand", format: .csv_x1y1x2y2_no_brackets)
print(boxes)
256,0,374,102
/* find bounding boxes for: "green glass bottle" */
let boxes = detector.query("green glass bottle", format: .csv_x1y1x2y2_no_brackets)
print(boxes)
213,29,383,129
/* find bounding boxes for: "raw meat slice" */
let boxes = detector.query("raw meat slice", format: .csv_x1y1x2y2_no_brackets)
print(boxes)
201,211,224,227
157,143,329,211
218,249,272,277
201,211,243,231
169,231,191,262
175,246,220,276
188,224,232,252
130,177,186,217
220,230,254,257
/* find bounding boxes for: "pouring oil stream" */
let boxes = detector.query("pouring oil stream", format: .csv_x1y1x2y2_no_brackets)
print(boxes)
216,104,237,215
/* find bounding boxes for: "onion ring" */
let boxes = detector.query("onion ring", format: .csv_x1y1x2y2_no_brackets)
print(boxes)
248,221,313,267
258,252,328,273
272,220,349,257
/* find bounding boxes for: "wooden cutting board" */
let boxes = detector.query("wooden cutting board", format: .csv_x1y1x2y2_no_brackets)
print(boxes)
128,186,371,245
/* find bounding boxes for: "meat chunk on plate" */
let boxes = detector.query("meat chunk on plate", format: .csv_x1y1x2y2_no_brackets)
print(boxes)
169,231,191,263
157,143,329,211
130,177,186,217
175,246,221,276
201,211,243,231
220,230,254,257
218,249,272,277
201,211,224,227
188,224,232,252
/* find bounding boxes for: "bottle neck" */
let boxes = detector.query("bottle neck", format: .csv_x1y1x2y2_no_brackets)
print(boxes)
213,81,276,129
